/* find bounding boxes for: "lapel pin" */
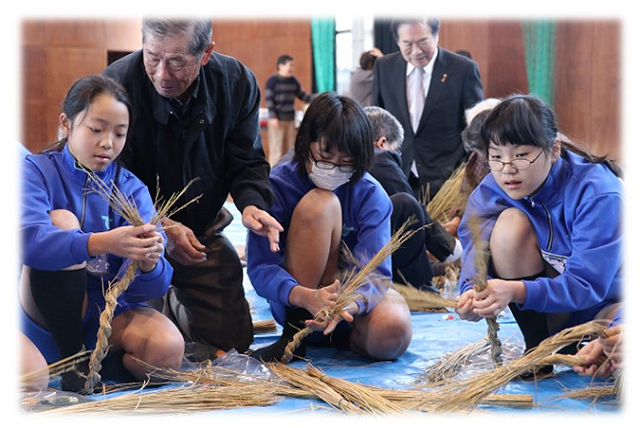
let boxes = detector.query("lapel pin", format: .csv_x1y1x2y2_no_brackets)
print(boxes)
441,73,448,83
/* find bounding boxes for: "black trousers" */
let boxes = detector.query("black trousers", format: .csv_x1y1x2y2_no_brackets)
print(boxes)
390,192,455,289
167,207,253,353
508,304,576,354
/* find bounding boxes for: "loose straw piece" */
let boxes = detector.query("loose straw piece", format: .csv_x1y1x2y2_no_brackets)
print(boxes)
426,164,466,223
395,283,458,312
253,318,278,333
20,348,91,391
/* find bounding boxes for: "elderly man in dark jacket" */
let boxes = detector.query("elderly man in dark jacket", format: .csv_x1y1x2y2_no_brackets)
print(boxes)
104,18,282,357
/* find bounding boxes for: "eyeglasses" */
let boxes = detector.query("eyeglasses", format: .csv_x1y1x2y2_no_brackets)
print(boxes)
144,52,193,72
310,151,355,173
486,149,544,171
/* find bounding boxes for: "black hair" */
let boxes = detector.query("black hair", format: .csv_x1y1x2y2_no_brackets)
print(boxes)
49,74,133,152
480,94,558,154
142,18,212,57
359,51,378,70
293,92,373,182
277,54,293,67
480,94,622,177
390,18,440,41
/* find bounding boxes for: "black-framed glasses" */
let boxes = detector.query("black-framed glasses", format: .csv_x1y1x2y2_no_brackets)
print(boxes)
310,151,355,173
486,149,545,172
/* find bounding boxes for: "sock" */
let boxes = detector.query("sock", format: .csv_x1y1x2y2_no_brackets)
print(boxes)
251,307,311,362
30,268,88,391
101,350,137,383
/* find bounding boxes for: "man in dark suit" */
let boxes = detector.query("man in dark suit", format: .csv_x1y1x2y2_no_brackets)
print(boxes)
373,18,484,201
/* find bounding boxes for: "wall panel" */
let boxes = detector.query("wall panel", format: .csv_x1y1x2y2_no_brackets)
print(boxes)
20,19,621,165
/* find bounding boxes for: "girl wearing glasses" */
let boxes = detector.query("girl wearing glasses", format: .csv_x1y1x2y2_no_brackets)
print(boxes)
246,92,412,363
456,94,622,377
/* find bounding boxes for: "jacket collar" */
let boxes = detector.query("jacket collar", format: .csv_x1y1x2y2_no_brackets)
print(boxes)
61,144,115,186
525,154,566,206
149,66,216,126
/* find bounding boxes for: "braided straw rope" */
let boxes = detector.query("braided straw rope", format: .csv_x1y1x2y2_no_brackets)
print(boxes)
82,173,201,393
469,217,503,366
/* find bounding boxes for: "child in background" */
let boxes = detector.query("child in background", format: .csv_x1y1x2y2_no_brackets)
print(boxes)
455,94,622,376
247,92,412,362
20,75,184,392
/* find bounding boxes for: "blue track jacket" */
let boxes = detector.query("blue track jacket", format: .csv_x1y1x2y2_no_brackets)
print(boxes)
246,160,393,326
21,145,173,304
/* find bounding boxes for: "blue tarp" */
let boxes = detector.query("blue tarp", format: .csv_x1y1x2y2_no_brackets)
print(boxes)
25,202,622,418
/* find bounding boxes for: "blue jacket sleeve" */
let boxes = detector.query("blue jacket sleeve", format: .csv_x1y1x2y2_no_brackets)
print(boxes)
345,184,393,315
246,177,298,308
457,178,508,294
21,157,92,270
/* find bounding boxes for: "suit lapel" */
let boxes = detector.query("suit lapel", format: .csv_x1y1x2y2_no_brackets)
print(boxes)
417,50,448,133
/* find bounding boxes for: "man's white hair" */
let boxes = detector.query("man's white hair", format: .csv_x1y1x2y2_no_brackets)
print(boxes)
465,98,501,125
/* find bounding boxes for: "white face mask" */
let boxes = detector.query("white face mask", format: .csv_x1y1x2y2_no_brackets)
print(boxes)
308,162,353,191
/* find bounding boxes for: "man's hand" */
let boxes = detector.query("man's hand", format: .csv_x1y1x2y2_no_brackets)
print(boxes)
162,218,207,265
242,205,284,253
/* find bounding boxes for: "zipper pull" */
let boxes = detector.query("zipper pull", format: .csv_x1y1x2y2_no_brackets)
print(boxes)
525,196,536,208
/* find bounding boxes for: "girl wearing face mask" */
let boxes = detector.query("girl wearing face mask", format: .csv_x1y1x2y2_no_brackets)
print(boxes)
455,94,623,378
247,92,412,363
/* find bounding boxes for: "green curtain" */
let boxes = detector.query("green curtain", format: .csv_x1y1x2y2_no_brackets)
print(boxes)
311,17,335,93
521,20,557,106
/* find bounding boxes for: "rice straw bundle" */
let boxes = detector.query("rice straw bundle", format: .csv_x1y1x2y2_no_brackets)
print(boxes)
253,318,278,333
281,220,420,363
394,283,458,312
82,172,201,394
469,216,503,366
305,365,406,414
271,362,533,414
428,319,612,412
267,363,363,414
425,164,466,223
561,370,622,403
46,382,281,414
370,387,534,411
416,336,491,384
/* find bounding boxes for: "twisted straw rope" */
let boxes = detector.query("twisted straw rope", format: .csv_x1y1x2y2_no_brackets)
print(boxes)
469,217,503,366
81,172,201,393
